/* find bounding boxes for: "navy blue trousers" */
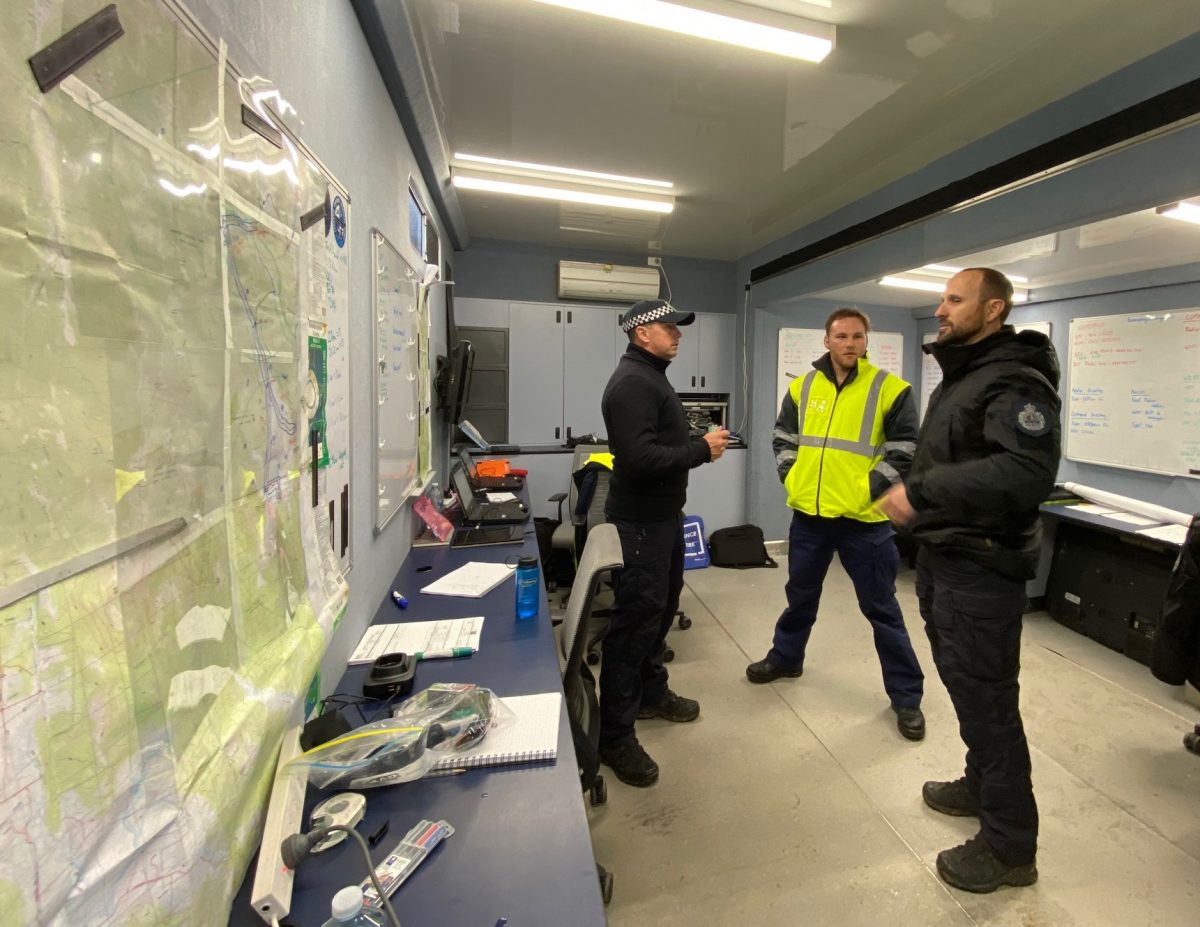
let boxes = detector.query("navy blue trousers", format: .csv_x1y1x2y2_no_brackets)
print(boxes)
769,511,924,708
916,545,1038,865
599,513,683,749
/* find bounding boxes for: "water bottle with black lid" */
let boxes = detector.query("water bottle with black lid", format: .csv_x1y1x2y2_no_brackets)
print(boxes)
515,555,540,620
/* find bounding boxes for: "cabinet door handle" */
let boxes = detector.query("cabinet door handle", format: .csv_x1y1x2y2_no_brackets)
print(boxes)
555,426,560,439
691,376,696,387
567,311,572,323
566,426,572,440
701,375,706,388
556,310,561,323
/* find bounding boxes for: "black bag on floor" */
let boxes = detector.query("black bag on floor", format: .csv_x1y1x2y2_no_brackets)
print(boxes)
708,524,777,569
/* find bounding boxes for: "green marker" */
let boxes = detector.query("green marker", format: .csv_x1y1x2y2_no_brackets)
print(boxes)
414,646,475,661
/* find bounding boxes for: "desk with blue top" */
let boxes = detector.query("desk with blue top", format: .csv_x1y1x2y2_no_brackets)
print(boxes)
229,518,606,926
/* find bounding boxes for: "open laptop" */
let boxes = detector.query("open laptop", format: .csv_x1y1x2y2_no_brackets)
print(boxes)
457,446,524,491
458,419,521,455
450,462,529,526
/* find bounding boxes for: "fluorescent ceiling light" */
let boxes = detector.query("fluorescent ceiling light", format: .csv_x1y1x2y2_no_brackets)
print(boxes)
455,153,672,189
527,0,834,62
880,275,1029,302
1156,202,1200,225
920,263,1028,283
453,174,673,213
879,275,944,294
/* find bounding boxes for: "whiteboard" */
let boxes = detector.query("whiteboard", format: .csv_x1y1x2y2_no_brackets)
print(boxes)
1067,311,1200,477
776,328,905,411
373,231,422,530
919,322,1051,421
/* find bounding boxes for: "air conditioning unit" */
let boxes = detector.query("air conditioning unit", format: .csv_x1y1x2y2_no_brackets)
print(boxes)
557,261,661,303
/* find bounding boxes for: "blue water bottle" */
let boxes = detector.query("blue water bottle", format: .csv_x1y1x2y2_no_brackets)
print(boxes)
515,555,540,620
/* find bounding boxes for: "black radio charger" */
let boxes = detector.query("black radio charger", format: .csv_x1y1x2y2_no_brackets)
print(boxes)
363,651,416,699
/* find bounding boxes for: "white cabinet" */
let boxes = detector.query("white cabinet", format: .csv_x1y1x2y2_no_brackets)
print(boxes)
667,312,736,394
508,302,620,444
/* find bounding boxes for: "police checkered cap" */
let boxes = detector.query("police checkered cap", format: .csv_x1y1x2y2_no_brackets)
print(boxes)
618,299,696,332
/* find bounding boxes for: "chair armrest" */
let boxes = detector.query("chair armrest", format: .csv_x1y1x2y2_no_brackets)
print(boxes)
549,491,567,522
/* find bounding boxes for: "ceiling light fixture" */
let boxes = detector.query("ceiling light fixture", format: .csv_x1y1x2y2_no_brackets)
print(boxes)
526,0,834,62
455,153,672,189
1156,202,1200,225
452,174,674,213
880,275,1028,301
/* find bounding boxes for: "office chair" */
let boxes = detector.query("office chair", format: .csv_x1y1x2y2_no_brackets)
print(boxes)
558,522,623,906
548,443,610,563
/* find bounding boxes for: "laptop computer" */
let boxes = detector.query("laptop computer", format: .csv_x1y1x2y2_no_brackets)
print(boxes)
458,419,521,455
457,446,524,491
450,462,529,526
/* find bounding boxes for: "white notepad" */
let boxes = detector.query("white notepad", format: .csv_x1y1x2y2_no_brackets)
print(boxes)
432,692,561,771
421,561,513,598
350,617,485,665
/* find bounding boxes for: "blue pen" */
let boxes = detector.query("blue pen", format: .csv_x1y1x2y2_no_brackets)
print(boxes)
391,591,409,609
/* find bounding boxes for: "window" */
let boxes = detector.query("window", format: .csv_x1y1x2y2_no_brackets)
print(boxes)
408,185,425,258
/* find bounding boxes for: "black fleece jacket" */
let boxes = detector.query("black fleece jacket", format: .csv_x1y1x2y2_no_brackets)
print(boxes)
601,344,711,522
907,327,1062,579
1151,515,1200,689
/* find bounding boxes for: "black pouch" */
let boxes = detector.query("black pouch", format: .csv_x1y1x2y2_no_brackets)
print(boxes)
708,524,777,569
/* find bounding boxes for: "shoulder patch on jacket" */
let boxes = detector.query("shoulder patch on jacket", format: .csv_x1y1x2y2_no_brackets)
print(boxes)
1013,399,1051,436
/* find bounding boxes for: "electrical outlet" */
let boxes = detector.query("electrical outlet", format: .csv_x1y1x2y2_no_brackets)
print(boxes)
647,256,662,267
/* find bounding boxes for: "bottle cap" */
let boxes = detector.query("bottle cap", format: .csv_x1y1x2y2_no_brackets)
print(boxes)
331,885,364,921
518,555,538,568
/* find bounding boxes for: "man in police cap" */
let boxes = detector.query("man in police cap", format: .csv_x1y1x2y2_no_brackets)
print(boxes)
598,298,729,787
879,267,1061,893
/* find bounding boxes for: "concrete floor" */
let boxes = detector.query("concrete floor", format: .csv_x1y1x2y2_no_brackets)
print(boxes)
586,557,1200,927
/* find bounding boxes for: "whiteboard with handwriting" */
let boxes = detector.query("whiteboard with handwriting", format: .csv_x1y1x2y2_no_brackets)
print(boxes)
1067,311,1200,478
776,328,905,412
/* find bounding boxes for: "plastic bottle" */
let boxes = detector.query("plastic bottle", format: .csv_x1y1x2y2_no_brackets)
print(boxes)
515,555,540,620
321,886,385,927
429,481,443,512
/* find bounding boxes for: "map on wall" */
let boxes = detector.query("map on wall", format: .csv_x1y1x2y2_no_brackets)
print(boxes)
0,1,349,923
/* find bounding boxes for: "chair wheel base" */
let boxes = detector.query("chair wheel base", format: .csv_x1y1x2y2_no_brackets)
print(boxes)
598,864,614,905
662,646,675,663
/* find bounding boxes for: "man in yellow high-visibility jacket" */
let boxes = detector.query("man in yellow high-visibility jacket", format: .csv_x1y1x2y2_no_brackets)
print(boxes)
747,308,926,741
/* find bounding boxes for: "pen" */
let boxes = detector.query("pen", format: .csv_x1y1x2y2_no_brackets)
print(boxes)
414,646,475,661
391,591,408,609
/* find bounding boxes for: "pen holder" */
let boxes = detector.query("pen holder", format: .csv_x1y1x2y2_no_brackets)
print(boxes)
515,556,539,620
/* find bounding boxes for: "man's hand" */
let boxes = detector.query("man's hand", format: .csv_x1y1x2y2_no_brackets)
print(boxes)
703,428,730,461
877,483,915,525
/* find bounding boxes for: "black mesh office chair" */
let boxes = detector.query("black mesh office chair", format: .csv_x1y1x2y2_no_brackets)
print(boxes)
558,522,623,905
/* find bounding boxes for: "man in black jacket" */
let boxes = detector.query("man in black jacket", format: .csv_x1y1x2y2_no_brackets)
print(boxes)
879,268,1061,893
598,299,729,787
1150,513,1200,754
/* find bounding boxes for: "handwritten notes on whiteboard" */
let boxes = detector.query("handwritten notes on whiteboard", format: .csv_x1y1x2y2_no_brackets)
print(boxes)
1067,311,1200,477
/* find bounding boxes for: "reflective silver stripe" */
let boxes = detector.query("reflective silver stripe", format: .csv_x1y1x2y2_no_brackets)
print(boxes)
875,460,900,484
857,369,886,446
794,371,817,432
883,440,916,456
799,435,875,455
776,449,798,464
773,427,799,444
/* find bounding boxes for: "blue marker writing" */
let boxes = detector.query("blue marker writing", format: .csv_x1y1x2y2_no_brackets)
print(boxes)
391,591,409,609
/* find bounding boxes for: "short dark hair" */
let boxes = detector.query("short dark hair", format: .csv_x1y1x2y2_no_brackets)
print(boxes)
964,267,1014,322
825,307,870,335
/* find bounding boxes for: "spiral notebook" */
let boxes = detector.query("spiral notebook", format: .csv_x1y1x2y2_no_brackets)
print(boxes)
432,692,561,771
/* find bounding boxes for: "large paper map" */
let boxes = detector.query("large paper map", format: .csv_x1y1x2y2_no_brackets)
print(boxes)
0,1,348,923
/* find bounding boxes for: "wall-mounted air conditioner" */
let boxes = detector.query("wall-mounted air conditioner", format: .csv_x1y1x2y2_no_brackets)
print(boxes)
557,261,661,303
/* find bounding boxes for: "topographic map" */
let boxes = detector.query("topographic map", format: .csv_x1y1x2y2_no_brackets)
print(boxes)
0,1,347,923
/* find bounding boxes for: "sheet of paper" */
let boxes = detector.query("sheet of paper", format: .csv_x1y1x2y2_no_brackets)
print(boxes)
1102,511,1161,527
485,491,518,503
421,561,514,597
349,616,485,664
1072,503,1117,516
1135,523,1189,545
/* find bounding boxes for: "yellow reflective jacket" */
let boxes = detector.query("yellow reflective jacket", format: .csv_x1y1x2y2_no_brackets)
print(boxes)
773,356,916,522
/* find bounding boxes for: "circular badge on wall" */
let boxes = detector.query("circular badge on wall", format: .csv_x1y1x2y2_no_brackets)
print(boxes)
332,195,346,248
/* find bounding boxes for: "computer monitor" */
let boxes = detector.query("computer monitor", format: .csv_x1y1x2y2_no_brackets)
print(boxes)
450,461,476,504
457,446,480,479
438,340,475,423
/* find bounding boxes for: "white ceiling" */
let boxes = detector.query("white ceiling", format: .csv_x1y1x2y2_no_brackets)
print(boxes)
404,0,1196,260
